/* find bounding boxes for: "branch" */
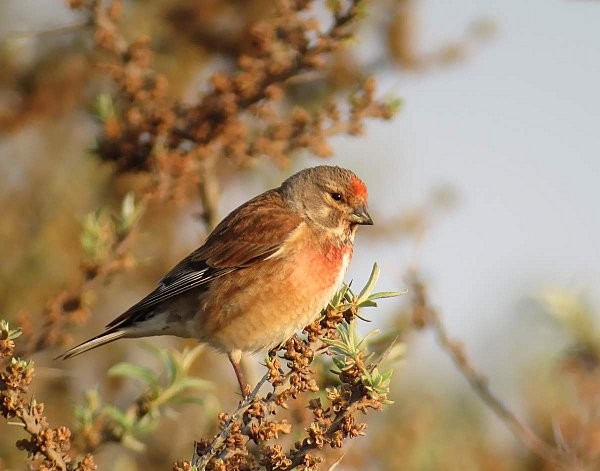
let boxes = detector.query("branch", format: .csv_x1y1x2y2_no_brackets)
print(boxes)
192,372,271,468
16,192,150,357
175,0,365,144
2,20,89,41
407,273,564,465
197,155,221,231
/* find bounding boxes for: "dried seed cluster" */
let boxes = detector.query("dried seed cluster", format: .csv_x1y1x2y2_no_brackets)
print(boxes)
68,0,398,188
0,323,97,470
184,296,393,471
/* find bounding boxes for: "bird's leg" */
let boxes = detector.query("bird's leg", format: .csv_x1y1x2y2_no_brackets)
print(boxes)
228,350,249,398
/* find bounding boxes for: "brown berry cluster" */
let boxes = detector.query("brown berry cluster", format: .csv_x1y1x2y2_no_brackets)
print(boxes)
183,297,393,471
0,322,97,470
66,0,399,192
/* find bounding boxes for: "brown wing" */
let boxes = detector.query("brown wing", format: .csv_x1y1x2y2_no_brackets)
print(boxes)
106,189,302,329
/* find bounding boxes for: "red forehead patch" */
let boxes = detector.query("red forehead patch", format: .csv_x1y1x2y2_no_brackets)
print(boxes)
350,176,367,198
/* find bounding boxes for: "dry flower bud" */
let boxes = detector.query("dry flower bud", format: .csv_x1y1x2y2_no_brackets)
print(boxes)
211,73,232,93
107,0,122,21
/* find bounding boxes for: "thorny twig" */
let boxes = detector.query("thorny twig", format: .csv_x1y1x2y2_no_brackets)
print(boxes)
192,373,271,468
193,341,329,469
408,272,564,465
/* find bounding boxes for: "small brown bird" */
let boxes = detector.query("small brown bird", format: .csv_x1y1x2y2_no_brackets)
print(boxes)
59,166,373,394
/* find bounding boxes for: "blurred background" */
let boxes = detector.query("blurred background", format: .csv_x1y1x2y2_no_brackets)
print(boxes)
2,0,600,469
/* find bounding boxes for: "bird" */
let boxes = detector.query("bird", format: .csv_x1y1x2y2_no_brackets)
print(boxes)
58,165,373,395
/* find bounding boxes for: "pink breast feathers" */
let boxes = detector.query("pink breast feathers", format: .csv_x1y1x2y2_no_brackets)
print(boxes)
309,243,352,289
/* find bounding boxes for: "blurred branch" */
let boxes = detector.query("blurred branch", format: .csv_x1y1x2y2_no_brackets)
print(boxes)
176,0,364,143
67,0,400,174
16,193,149,357
385,0,497,70
407,272,564,465
368,184,458,242
74,344,215,454
197,155,220,231
2,20,89,41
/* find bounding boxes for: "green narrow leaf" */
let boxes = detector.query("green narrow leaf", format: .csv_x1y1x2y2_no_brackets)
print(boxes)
102,405,133,429
122,434,147,453
357,263,380,303
357,300,378,308
117,192,145,236
169,396,206,406
93,93,116,122
368,290,407,300
121,193,136,221
332,358,347,371
181,344,205,372
381,368,394,379
141,343,179,384
356,329,380,350
162,351,180,384
108,363,160,391
176,377,214,392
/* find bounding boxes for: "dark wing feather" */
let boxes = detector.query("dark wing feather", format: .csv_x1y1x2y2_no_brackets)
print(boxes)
106,189,301,329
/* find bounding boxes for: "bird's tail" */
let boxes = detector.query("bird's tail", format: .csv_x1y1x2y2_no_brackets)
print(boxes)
56,329,126,360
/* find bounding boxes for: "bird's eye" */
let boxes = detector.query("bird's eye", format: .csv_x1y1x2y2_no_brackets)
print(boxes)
330,192,343,201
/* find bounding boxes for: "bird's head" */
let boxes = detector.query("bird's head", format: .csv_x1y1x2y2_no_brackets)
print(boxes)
281,166,373,236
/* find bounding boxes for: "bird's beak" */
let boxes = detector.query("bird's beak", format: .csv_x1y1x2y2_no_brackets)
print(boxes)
349,206,374,225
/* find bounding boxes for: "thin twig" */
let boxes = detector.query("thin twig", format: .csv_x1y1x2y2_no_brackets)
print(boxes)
197,154,220,231
193,346,321,468
2,20,89,42
408,273,564,465
192,372,270,469
17,192,152,357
